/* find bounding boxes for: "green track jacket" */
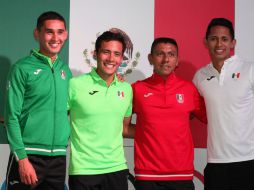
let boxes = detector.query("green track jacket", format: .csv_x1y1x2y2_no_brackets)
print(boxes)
5,50,72,160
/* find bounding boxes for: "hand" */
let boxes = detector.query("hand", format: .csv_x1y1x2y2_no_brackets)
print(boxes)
18,158,38,185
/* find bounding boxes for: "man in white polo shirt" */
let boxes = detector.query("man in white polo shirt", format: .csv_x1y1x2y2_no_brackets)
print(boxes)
193,18,254,190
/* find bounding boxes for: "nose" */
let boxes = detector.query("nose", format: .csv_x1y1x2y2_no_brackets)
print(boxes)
108,53,114,62
52,32,58,41
216,39,222,46
163,54,170,62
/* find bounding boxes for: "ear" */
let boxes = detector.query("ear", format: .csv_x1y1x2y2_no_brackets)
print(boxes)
93,50,97,60
148,54,153,65
231,39,236,49
203,38,208,49
33,28,39,41
63,30,68,41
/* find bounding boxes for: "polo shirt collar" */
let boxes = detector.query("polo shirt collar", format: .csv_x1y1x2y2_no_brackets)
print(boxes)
209,55,238,86
90,68,118,86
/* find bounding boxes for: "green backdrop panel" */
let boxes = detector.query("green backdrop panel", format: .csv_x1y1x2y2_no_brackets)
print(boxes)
0,0,70,144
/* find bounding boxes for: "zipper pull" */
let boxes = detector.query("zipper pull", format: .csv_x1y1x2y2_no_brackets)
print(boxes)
51,68,54,73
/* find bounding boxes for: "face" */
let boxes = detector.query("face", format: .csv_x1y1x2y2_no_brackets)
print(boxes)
205,25,236,64
95,40,123,82
34,20,68,61
149,43,178,79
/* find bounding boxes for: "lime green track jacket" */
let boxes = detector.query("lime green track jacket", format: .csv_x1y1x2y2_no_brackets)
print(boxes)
4,50,72,160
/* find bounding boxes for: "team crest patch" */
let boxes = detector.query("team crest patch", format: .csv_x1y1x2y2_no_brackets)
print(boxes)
176,94,184,103
118,91,125,99
61,70,66,79
232,72,240,80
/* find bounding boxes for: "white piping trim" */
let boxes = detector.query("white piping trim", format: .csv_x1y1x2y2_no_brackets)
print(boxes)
52,149,66,152
6,154,15,189
135,174,193,178
25,148,66,152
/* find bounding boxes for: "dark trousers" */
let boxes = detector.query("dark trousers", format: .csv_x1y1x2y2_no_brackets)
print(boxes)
6,154,66,190
204,159,254,190
69,169,129,190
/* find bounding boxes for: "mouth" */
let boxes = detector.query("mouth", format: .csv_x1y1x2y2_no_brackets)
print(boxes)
214,49,225,54
49,42,61,48
104,62,117,69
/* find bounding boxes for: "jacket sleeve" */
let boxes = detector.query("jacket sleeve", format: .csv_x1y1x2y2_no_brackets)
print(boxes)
4,64,27,160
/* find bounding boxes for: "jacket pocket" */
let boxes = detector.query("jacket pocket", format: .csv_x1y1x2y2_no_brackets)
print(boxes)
53,111,70,146
22,110,54,146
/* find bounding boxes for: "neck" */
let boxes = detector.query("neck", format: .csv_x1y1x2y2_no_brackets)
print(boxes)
212,61,224,73
38,50,57,64
50,56,57,63
96,70,115,86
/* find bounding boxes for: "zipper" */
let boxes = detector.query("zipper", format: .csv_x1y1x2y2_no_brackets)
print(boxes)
51,67,56,153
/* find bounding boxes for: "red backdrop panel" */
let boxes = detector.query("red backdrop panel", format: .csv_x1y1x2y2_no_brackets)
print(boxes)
154,0,234,148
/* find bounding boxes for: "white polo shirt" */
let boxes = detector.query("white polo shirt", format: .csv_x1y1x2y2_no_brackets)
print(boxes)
193,55,254,163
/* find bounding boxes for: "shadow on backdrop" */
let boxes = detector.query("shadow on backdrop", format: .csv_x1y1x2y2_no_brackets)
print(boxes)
0,56,11,144
175,60,207,148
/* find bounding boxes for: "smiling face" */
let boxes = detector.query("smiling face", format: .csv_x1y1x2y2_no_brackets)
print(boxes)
205,25,236,66
149,42,178,79
95,40,123,85
34,19,68,62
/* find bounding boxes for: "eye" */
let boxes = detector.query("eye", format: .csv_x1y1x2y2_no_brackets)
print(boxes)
114,52,121,57
167,52,176,57
155,52,163,57
45,29,53,34
101,50,110,54
208,36,217,41
222,37,230,42
57,29,65,35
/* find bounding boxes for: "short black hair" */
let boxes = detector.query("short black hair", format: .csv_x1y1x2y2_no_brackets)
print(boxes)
37,11,66,30
205,18,234,40
150,37,178,54
95,31,126,54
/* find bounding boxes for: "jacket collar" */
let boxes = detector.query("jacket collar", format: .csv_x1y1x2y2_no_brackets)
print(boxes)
31,49,59,68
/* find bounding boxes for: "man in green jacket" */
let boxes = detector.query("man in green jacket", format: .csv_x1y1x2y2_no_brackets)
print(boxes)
4,11,72,190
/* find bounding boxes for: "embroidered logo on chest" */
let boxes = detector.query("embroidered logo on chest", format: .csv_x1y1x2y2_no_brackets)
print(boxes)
232,72,240,80
118,91,125,99
176,94,184,103
61,70,66,79
144,92,153,98
34,69,42,75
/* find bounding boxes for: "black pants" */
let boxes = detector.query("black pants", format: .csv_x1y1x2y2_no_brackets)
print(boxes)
204,159,254,190
69,169,129,190
135,180,195,190
6,154,66,190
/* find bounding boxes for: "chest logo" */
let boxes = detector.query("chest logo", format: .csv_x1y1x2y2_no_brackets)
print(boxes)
61,70,66,79
207,76,215,81
118,91,125,99
232,72,240,80
34,69,42,75
144,92,153,98
89,90,98,95
176,94,184,103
